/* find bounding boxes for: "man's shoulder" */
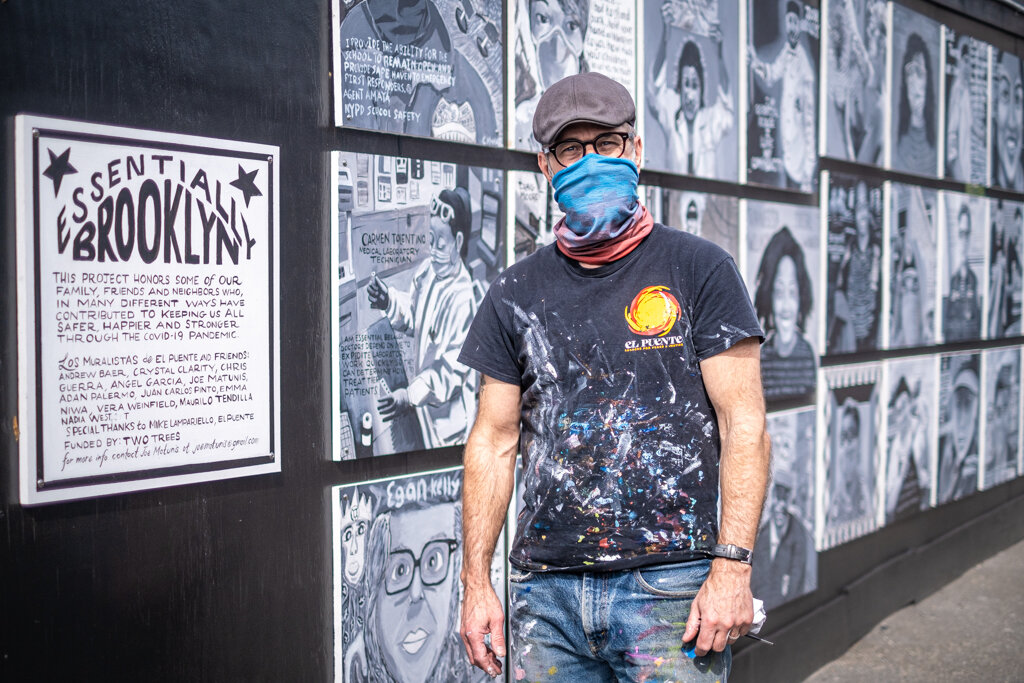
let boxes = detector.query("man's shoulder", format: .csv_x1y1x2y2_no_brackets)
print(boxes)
649,224,732,269
485,245,557,297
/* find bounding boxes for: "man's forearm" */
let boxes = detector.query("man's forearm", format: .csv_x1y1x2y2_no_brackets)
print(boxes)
462,415,519,588
718,415,771,551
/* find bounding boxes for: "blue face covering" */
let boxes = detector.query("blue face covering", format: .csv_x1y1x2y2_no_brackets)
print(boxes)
551,154,642,245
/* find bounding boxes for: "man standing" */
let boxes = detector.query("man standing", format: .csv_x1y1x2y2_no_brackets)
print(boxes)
367,188,480,449
458,72,770,681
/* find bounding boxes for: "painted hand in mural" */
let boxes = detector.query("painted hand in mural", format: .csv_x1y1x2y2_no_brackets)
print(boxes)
377,387,411,422
367,273,390,310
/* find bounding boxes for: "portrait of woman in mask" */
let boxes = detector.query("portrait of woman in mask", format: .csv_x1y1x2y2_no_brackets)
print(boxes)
754,226,816,405
514,0,590,149
893,30,938,176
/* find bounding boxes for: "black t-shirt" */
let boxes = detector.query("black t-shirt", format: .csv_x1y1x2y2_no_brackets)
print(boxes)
459,225,763,571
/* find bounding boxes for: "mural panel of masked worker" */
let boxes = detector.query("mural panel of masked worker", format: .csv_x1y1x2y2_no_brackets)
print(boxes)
644,0,740,181
937,353,981,504
991,50,1024,191
984,348,1021,489
884,356,936,523
333,154,504,458
825,0,887,165
822,363,879,550
751,407,817,611
512,0,637,150
746,200,819,407
333,0,503,147
826,174,883,354
890,5,940,177
944,30,989,184
333,469,506,682
889,184,938,349
747,0,820,192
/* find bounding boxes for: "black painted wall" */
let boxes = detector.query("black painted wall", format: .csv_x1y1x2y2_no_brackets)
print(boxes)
2,1,1024,682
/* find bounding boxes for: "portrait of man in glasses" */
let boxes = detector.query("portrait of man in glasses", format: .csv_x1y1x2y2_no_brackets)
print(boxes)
335,470,505,683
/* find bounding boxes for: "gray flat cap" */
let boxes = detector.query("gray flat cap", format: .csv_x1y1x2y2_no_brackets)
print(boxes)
532,72,636,147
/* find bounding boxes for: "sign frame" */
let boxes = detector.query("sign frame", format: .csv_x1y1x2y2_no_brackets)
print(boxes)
15,114,281,505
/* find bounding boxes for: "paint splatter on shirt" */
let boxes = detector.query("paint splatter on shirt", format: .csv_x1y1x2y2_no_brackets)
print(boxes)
460,225,763,571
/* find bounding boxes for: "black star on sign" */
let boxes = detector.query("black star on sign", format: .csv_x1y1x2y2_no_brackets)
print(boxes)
42,147,78,196
230,165,262,207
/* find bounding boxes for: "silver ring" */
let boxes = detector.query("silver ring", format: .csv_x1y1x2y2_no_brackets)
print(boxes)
727,631,740,641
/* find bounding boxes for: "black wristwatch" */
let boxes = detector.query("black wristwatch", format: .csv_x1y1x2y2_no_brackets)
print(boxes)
710,543,753,564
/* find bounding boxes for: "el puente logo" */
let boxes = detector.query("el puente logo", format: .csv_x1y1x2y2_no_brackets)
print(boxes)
624,286,685,352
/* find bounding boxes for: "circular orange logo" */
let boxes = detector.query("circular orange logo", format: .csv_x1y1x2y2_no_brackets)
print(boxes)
624,286,680,336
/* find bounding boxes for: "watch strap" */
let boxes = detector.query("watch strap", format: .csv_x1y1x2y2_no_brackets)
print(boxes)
710,543,753,564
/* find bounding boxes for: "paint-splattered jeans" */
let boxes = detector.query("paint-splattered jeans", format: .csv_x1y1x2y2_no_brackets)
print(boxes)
509,559,730,682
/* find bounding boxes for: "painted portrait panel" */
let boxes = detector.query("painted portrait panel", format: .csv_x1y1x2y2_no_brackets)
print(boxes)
944,30,989,184
748,0,820,191
941,192,986,344
884,355,936,522
822,363,880,550
991,49,1024,190
645,187,739,260
890,184,938,348
333,154,504,458
333,0,504,147
890,5,940,177
752,407,817,610
644,0,740,181
826,174,884,354
825,0,888,165
984,347,1021,489
987,199,1024,339
746,200,820,407
333,469,507,682
937,353,982,504
512,0,637,151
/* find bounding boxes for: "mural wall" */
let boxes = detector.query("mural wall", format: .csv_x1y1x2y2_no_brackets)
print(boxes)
326,1,1024,656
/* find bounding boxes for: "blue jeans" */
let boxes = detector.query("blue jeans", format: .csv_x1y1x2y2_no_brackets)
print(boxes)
509,559,730,682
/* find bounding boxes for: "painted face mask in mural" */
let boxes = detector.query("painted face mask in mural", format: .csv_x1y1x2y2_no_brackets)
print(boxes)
530,1,585,88
551,154,641,247
428,211,461,280
371,0,432,45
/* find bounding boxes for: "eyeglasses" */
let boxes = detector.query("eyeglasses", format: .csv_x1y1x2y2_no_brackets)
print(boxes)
547,132,633,167
431,197,456,223
384,539,458,595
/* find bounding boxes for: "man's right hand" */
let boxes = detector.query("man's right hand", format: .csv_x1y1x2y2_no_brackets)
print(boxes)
367,273,389,310
460,581,506,678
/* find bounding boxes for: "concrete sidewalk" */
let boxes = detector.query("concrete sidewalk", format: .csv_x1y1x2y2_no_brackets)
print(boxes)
802,537,1024,682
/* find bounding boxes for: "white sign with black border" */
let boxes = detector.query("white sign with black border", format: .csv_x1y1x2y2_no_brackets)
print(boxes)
15,115,281,505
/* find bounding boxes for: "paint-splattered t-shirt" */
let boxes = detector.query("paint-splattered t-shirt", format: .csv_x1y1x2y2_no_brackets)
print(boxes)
459,224,763,571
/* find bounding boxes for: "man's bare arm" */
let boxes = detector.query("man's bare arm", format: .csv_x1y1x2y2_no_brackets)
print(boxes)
461,374,522,677
683,337,771,656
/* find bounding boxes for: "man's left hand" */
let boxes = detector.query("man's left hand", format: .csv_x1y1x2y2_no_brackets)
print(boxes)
682,559,754,656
